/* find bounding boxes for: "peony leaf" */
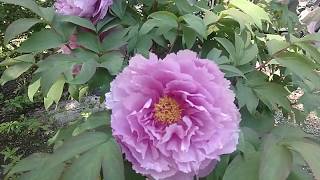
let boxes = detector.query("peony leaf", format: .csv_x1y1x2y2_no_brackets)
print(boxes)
72,111,111,136
19,163,65,180
183,14,207,39
77,31,100,53
0,62,33,86
28,78,40,102
275,53,320,89
236,81,259,114
102,139,125,180
282,139,320,180
99,52,124,76
17,29,64,53
260,134,292,180
223,153,260,180
4,18,42,45
182,26,197,49
48,132,111,168
220,8,254,31
70,60,97,85
111,0,126,19
250,82,291,112
230,0,270,29
61,145,103,180
8,153,49,176
0,0,43,17
219,65,246,78
60,15,96,31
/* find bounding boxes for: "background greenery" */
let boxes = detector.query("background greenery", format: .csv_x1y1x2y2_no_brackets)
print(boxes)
0,1,54,179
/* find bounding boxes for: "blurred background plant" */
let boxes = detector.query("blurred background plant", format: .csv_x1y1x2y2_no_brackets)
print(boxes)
0,0,55,178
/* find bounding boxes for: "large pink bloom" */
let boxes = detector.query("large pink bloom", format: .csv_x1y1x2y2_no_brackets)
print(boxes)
108,50,240,180
54,0,113,23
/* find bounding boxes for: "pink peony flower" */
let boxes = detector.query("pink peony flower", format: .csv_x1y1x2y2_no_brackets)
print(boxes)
54,0,113,23
108,50,240,180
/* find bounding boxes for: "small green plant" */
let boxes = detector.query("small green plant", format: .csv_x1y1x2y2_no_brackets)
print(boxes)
3,95,34,112
1,147,22,175
0,121,24,134
0,117,50,135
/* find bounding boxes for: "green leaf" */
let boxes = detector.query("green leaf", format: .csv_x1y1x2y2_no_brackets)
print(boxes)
240,109,274,134
8,153,48,176
99,52,124,75
271,126,312,139
46,76,65,104
260,134,292,180
37,55,75,94
0,62,33,85
60,15,96,31
149,11,178,27
97,17,116,32
73,111,110,136
182,26,197,49
287,164,314,180
0,0,43,17
239,44,258,65
4,18,42,45
19,163,64,180
44,97,54,110
221,8,254,31
295,42,320,64
48,132,110,168
77,31,100,53
61,145,103,180
206,155,230,180
140,19,158,35
0,54,34,67
223,153,260,180
102,139,125,180
175,0,197,14
219,65,246,78
251,82,291,111
236,81,259,114
207,48,231,65
136,35,153,57
204,10,219,26
163,30,177,45
215,37,236,62
237,130,256,154
70,60,97,85
48,121,82,146
230,0,270,29
182,14,207,38
111,0,126,19
275,53,320,89
266,39,290,56
28,79,40,102
300,92,320,114
102,28,128,51
283,139,320,180
140,11,178,35
18,29,64,53
39,7,55,22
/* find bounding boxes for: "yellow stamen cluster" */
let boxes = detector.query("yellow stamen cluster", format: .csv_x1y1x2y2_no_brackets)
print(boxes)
154,96,182,124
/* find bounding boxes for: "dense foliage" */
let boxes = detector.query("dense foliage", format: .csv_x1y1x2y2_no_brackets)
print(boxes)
0,0,320,180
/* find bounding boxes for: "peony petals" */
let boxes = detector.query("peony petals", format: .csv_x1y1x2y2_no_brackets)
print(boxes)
108,50,240,180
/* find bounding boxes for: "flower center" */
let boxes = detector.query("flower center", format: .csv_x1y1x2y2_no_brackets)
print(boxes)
154,96,182,124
